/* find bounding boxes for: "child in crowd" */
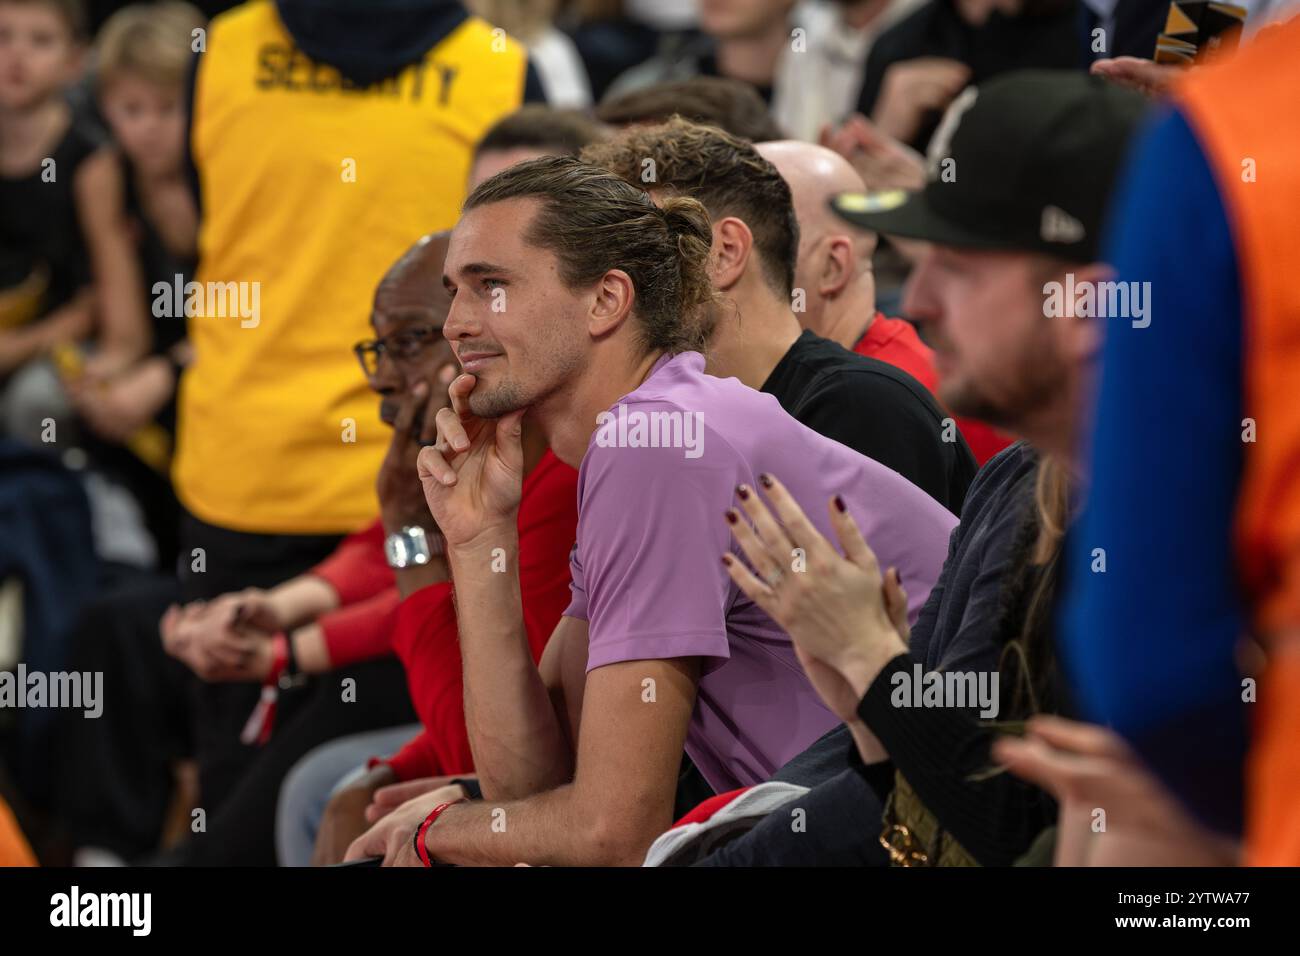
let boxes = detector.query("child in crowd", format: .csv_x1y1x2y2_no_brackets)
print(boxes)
0,0,147,445
66,1,202,502
66,2,201,568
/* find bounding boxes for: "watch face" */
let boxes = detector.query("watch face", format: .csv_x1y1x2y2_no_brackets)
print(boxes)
386,528,432,568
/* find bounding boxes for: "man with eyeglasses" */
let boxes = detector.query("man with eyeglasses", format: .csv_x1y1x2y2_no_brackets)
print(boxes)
57,233,577,865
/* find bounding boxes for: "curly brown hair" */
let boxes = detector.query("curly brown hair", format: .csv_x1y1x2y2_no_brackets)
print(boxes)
463,155,718,356
582,115,799,297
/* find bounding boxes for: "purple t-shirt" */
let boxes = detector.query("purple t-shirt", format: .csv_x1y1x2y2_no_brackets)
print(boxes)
564,351,956,792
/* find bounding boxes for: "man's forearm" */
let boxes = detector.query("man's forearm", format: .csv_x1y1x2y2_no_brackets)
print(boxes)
449,534,572,800
423,784,661,867
268,576,339,629
290,624,330,674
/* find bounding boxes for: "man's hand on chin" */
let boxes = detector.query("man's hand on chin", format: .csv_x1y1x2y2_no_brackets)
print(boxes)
344,784,466,866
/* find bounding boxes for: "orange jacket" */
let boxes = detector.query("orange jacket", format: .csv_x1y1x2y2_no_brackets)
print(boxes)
1177,15,1300,865
0,795,36,867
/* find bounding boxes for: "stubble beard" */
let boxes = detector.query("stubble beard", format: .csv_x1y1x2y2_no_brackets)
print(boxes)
941,344,1065,433
467,378,529,419
466,340,587,420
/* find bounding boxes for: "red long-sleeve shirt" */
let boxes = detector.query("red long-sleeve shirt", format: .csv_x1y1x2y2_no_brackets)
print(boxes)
311,451,579,781
308,519,401,668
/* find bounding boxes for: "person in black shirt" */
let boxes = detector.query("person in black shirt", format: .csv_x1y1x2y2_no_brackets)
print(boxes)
583,116,976,515
763,331,974,515
856,0,1083,151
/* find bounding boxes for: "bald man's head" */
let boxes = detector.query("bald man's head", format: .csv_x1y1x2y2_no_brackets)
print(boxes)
378,231,452,302
758,141,867,243
758,140,877,340
369,232,457,426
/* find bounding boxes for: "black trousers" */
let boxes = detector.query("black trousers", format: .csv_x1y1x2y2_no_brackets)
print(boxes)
177,512,340,813
55,525,416,864
54,570,189,860
164,654,416,866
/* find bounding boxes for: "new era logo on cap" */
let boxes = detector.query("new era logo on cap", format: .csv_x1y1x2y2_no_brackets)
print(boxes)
827,72,1148,263
1040,205,1086,244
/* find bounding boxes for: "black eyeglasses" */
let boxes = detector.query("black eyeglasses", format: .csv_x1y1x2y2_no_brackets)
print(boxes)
354,324,443,377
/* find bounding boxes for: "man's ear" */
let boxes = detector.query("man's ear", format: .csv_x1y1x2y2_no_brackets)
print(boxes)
1061,261,1109,361
588,268,636,338
818,236,855,299
709,217,754,293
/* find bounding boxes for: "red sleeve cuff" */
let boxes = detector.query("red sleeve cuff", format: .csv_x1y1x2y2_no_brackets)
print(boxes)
309,519,393,606
319,589,401,669
378,731,440,782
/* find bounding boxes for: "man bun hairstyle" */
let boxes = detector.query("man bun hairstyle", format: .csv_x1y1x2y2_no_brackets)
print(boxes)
463,155,717,356
658,194,716,348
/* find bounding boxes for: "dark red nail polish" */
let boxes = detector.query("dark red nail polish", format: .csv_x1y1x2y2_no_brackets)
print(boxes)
725,509,738,524
834,494,846,513
721,554,733,567
736,484,750,500
759,473,773,489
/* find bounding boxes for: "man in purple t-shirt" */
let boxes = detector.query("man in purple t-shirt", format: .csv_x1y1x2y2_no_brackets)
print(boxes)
571,350,954,793
346,156,954,867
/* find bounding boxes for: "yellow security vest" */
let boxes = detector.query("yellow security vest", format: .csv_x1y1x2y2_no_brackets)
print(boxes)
177,1,526,533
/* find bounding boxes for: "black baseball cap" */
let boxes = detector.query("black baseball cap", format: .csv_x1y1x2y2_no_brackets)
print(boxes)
830,71,1149,263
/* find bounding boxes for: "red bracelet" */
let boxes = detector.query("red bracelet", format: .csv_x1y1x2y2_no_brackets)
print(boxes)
268,632,289,682
238,633,288,746
413,800,463,867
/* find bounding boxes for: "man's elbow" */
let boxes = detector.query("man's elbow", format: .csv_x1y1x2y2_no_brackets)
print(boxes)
581,809,669,867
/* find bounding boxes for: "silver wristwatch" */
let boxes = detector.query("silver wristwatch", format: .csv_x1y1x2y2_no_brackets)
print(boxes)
384,525,444,569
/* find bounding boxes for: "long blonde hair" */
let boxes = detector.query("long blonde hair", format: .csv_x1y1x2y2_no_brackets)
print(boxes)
1033,455,1072,566
995,453,1075,722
